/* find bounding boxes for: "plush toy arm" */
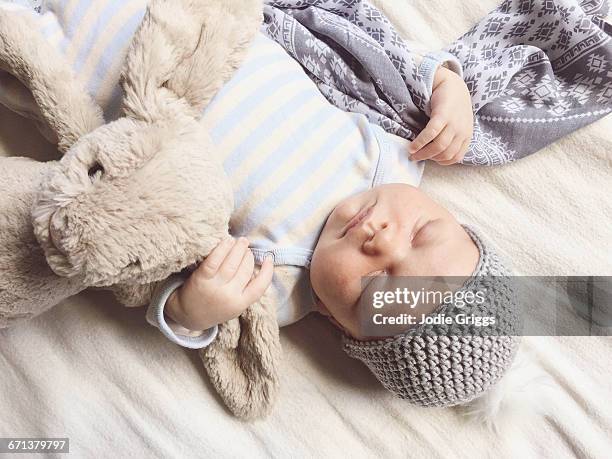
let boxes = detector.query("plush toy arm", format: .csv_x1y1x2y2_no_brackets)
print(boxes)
199,295,282,420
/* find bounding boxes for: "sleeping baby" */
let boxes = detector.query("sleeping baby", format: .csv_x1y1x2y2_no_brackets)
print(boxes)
143,26,519,405
18,0,603,408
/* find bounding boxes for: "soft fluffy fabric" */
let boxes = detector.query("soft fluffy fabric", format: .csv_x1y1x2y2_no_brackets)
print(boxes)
0,0,610,456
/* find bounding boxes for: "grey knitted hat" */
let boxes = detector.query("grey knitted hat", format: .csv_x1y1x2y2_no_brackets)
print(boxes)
342,226,522,407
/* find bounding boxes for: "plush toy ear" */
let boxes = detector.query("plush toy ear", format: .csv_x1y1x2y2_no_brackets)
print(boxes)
199,296,282,420
120,0,263,121
0,7,104,153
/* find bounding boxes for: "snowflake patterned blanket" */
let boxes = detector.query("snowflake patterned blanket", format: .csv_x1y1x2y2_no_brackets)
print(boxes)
263,0,612,165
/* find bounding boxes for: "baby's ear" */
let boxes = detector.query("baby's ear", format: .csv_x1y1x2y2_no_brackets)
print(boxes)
0,7,104,153
120,0,263,121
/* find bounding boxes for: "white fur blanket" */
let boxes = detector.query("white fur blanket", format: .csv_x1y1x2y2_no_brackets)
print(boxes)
0,0,610,456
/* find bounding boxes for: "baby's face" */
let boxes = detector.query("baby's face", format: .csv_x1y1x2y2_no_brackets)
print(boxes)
310,183,479,339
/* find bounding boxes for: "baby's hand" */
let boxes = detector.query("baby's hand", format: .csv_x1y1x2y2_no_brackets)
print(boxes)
409,66,474,165
166,237,274,331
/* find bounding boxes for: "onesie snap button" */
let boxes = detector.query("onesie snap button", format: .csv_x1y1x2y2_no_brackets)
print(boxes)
264,251,276,264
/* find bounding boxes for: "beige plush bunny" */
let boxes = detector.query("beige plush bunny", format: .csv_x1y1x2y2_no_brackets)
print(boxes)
0,0,280,420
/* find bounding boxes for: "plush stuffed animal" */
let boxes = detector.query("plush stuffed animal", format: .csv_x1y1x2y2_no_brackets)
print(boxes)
0,0,280,420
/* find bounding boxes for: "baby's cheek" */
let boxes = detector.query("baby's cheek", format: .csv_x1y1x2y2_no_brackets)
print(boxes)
313,242,364,305
330,263,364,308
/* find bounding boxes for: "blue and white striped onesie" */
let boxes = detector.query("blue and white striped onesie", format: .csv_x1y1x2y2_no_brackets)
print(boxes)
8,0,455,347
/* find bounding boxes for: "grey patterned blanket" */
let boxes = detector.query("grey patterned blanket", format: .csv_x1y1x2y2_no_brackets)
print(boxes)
262,0,612,165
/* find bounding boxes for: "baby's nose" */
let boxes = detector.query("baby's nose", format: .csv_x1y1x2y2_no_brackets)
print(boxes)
364,219,388,234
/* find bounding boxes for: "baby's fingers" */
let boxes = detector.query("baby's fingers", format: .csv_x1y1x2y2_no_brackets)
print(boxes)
457,137,471,162
218,237,250,281
198,237,236,279
431,136,462,165
410,126,454,161
231,248,255,290
436,138,471,165
243,256,274,304
409,116,446,155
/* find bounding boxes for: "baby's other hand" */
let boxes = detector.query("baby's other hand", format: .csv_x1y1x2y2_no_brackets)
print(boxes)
409,66,474,165
166,237,274,331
